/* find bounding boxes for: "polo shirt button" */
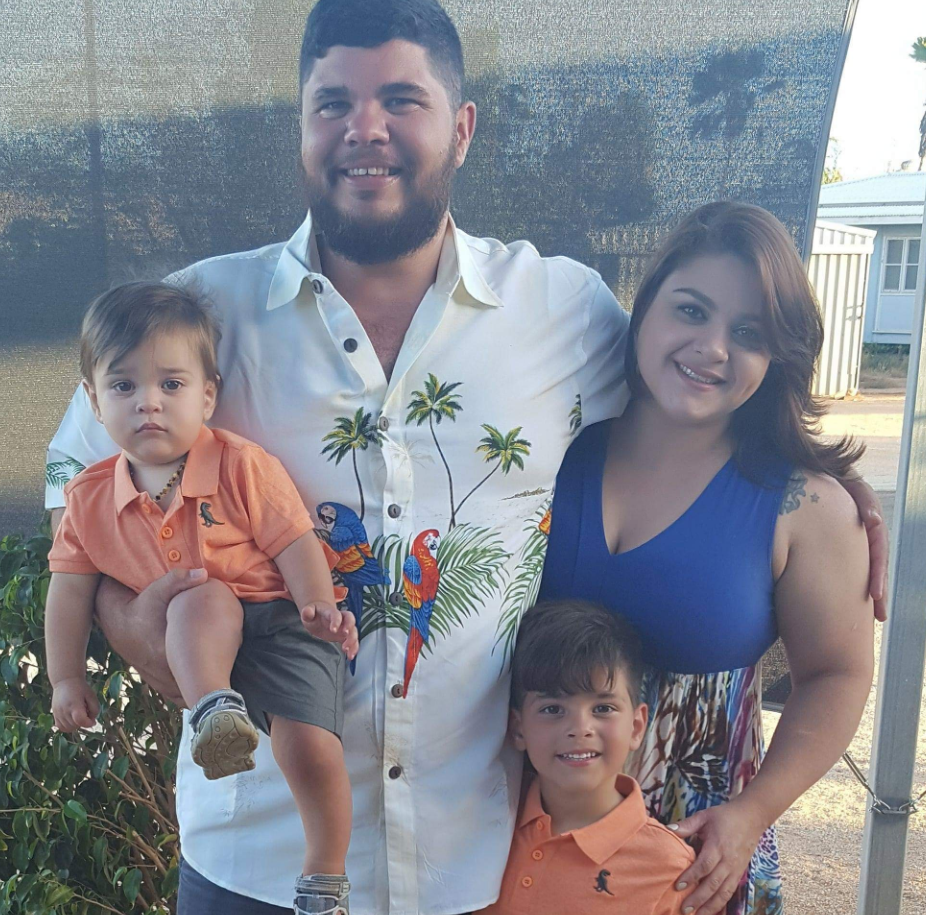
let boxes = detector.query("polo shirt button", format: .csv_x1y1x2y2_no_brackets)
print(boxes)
378,416,390,432
388,504,401,519
389,592,402,606
343,338,358,353
521,877,533,888
167,550,181,562
312,279,324,295
391,683,403,698
536,820,545,831
531,850,543,861
388,765,402,779
161,527,173,539
142,504,152,514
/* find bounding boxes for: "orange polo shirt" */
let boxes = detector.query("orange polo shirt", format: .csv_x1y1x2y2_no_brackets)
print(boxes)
50,426,321,603
478,775,694,915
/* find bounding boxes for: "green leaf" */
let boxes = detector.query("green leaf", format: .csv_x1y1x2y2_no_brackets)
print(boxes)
44,884,74,907
111,755,130,779
122,867,143,903
63,799,87,822
91,751,110,779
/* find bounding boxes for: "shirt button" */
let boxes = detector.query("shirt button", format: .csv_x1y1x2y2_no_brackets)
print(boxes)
378,416,390,432
389,592,402,606
521,877,533,888
390,683,403,698
343,338,358,353
388,765,403,780
167,550,181,562
312,279,324,295
536,820,545,831
142,504,152,514
387,504,401,519
531,850,543,861
160,527,173,539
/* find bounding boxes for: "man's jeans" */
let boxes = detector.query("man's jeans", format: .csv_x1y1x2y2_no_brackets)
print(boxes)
178,858,289,914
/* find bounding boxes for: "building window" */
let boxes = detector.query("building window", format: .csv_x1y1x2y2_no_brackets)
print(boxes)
883,237,920,293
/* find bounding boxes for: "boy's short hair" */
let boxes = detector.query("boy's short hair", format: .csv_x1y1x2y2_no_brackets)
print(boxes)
80,281,221,385
299,0,465,109
510,600,645,709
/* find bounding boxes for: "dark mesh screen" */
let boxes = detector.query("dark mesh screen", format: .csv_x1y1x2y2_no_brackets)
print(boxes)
0,0,853,535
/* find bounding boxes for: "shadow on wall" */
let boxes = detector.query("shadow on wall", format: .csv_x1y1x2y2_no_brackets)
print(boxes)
0,42,826,349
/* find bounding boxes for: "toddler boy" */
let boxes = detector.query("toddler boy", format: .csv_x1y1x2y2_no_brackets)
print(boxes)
478,599,694,915
46,282,355,915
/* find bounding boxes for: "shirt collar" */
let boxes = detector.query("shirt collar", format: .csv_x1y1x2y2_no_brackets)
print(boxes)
113,453,143,515
178,426,224,498
518,774,649,866
265,210,503,312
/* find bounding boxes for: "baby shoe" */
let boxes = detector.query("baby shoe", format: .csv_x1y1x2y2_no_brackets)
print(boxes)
294,873,350,915
188,688,259,780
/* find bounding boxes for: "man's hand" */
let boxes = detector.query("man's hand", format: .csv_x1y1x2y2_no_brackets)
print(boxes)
841,477,889,621
51,677,100,731
669,799,768,914
300,601,359,661
95,568,208,706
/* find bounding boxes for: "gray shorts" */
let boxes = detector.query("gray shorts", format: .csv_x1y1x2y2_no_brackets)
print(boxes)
230,598,344,738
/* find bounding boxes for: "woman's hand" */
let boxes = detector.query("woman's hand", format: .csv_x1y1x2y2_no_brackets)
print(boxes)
670,798,768,915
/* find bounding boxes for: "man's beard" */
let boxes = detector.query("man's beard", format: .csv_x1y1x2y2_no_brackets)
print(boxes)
305,148,456,266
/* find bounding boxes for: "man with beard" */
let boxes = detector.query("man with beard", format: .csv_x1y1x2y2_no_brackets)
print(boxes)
46,1,887,913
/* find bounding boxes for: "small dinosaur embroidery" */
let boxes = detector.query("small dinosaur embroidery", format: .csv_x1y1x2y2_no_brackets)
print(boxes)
595,869,614,895
200,502,225,527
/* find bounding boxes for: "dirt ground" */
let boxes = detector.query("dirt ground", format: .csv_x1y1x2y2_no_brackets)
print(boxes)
767,392,926,913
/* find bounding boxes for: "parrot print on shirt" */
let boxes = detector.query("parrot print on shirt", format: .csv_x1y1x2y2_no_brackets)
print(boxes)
316,501,390,673
402,529,441,697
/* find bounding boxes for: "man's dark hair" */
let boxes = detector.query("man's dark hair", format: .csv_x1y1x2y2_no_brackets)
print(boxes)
299,0,465,108
510,600,645,710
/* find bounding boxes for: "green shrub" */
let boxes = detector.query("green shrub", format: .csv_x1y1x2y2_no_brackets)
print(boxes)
0,533,180,914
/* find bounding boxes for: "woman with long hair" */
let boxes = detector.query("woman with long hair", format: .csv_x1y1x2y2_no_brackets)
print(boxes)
539,202,874,915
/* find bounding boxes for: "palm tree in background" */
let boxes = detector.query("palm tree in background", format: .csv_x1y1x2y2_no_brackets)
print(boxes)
321,409,383,521
913,38,926,171
407,375,463,527
454,425,532,520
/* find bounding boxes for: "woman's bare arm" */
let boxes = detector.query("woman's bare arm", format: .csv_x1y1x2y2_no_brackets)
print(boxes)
674,472,874,915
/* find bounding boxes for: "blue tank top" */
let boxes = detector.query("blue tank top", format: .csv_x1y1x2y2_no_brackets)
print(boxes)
539,421,791,673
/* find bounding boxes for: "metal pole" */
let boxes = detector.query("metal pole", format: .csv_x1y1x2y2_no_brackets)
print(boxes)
857,186,926,914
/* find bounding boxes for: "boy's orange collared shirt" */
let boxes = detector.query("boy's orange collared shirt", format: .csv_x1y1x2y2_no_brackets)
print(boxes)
478,774,695,915
49,426,338,603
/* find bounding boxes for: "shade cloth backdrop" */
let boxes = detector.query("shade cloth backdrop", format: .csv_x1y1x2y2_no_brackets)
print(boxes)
0,0,855,536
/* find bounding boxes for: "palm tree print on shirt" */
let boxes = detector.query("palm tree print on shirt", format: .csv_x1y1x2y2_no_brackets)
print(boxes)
321,408,383,522
453,425,532,521
406,374,463,527
46,459,86,488
495,500,552,666
569,394,582,434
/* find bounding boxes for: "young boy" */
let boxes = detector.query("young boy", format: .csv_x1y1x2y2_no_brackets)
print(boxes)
478,599,694,915
46,282,355,915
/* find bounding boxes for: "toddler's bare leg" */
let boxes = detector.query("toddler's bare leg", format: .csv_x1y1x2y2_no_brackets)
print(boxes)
165,579,243,708
271,718,352,876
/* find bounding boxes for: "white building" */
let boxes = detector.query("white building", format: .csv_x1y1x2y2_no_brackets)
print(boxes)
817,171,925,345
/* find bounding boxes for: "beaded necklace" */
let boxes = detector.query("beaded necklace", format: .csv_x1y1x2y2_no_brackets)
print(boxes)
130,459,187,503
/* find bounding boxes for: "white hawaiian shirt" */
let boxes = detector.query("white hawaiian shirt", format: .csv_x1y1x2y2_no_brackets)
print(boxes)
45,211,629,914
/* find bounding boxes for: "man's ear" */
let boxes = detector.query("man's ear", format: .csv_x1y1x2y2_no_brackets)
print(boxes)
82,379,104,424
629,702,648,752
452,101,477,169
509,707,526,752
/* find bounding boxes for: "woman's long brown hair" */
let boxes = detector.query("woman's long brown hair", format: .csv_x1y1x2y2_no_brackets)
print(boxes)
624,201,864,482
